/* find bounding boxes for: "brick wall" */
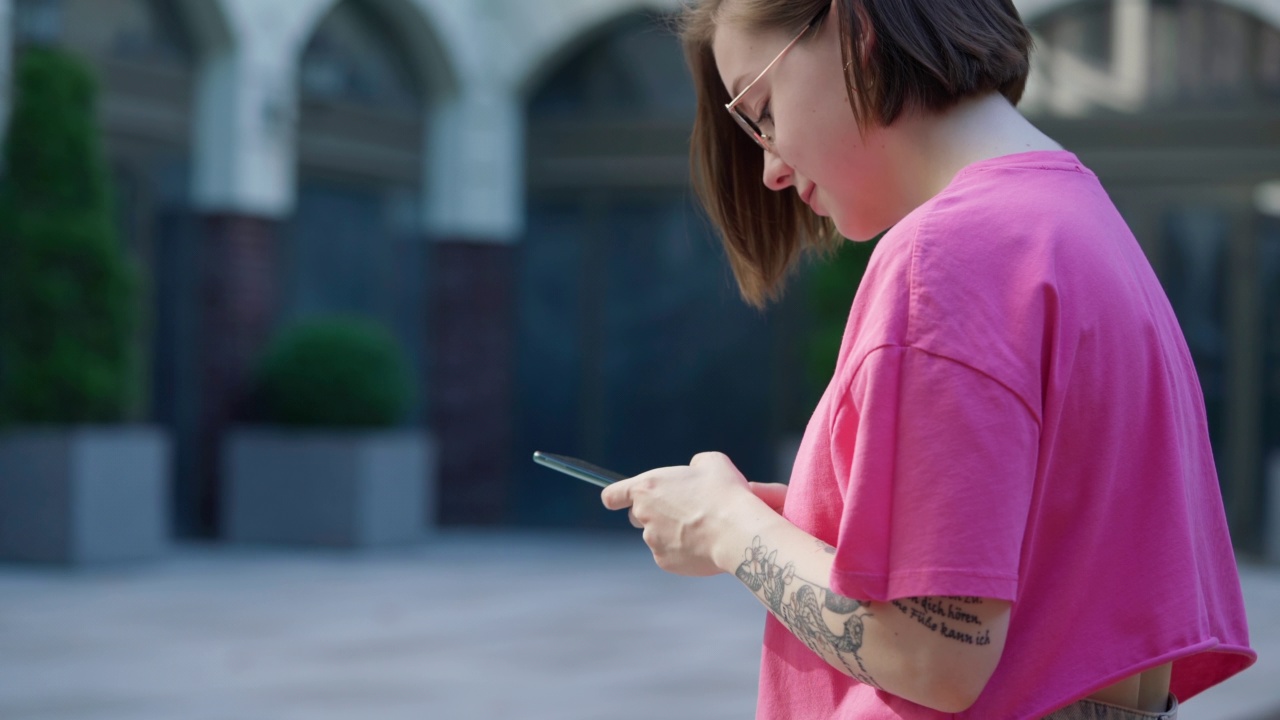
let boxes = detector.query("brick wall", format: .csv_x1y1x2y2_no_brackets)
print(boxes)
196,213,280,536
430,241,517,525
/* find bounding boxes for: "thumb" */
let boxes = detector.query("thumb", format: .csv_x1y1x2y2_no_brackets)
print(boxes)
601,479,634,511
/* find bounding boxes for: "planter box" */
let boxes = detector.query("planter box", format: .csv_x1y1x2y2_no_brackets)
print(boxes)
0,427,170,564
224,429,435,547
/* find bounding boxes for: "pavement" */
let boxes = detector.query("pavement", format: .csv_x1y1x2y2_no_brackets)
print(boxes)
0,530,1276,720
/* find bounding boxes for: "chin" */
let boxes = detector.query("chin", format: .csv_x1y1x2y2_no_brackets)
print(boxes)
832,215,885,243
832,199,901,241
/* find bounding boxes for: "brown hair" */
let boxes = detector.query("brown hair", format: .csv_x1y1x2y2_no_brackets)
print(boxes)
681,0,1033,308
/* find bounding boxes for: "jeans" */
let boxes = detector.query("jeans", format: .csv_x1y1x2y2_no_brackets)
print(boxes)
1042,695,1178,720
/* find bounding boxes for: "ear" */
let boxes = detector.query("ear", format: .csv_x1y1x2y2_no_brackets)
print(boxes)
835,0,878,124
851,0,876,63
834,0,876,73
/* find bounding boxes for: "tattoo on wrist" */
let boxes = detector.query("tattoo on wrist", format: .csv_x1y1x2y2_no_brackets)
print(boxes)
890,597,992,646
735,537,880,688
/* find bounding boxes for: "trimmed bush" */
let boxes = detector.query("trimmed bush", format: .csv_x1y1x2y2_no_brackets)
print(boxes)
256,317,415,429
0,48,138,425
806,235,881,398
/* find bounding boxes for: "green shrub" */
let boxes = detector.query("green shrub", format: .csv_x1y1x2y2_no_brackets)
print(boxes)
256,317,416,428
0,48,137,425
805,235,882,398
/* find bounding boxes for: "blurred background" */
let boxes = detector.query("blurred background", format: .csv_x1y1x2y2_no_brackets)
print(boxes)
0,0,1276,549
0,0,1277,717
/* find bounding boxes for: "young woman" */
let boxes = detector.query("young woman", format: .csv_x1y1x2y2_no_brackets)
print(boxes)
599,0,1256,718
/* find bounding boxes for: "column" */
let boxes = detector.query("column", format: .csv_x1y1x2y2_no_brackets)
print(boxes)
188,36,297,535
425,89,524,524
196,213,281,533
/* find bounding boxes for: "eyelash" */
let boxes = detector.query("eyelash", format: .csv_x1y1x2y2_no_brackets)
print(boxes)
756,100,772,124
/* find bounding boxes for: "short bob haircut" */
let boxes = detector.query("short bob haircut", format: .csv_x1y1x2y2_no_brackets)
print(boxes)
681,0,1034,308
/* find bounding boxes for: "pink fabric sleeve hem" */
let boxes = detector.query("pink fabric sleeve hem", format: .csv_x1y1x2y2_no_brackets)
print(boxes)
830,567,1019,603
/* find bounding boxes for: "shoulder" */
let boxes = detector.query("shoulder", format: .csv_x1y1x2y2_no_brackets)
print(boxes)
906,153,1127,324
839,154,1122,410
859,154,1109,301
913,155,1113,281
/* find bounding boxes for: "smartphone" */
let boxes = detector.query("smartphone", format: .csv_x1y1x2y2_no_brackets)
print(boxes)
532,451,627,488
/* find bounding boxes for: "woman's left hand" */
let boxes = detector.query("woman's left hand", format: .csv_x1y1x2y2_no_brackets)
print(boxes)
601,452,768,577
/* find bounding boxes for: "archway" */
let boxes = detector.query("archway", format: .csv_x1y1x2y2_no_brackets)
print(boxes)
512,12,805,528
285,0,437,438
13,0,233,537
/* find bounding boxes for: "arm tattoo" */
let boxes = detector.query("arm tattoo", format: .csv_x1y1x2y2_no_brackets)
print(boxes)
890,597,992,647
735,537,881,688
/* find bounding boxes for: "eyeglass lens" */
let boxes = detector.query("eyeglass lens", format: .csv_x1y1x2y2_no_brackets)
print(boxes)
731,106,770,150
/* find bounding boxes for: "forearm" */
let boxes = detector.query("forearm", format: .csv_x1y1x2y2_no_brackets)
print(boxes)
711,515,1008,713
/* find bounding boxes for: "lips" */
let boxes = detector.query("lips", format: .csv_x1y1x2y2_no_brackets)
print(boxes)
800,185,817,210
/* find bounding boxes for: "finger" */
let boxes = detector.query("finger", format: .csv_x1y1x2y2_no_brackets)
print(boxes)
602,466,674,510
748,481,788,511
601,479,634,510
628,509,643,529
690,451,727,467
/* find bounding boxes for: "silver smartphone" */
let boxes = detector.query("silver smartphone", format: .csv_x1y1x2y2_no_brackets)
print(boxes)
532,451,627,488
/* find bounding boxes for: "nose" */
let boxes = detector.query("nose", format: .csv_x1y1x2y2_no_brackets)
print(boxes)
762,148,794,192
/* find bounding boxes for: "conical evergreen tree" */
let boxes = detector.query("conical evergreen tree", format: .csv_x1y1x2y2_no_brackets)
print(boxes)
0,47,137,424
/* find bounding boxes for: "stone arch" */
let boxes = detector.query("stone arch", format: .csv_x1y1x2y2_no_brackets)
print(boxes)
1016,0,1280,28
498,0,682,99
294,0,458,102
172,0,233,58
9,0,240,538
1020,0,1280,116
510,8,793,529
285,0,445,439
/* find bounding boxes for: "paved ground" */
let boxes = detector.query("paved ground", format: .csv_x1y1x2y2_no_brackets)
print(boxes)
1179,560,1280,720
0,531,1276,720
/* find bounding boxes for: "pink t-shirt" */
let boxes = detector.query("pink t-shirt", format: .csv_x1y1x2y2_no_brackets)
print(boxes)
758,151,1255,719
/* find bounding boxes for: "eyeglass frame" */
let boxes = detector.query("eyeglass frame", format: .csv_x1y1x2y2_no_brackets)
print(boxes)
724,8,830,153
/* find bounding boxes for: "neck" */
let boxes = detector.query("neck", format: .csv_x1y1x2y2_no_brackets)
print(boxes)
884,93,1063,213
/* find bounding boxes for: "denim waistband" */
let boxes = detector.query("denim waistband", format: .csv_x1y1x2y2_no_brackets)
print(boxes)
1041,694,1177,720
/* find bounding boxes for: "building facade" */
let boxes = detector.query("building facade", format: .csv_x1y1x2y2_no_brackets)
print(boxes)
1,0,1277,551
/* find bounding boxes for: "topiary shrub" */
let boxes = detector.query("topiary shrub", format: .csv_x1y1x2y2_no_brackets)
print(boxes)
805,234,882,399
255,317,416,429
0,47,138,425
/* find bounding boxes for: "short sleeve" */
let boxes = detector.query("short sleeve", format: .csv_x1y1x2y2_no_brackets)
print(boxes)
828,345,1039,602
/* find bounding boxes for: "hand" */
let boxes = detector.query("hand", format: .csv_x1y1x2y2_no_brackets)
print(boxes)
748,482,788,512
601,452,766,577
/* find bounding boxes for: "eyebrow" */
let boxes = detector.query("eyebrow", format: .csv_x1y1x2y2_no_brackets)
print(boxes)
730,73,749,99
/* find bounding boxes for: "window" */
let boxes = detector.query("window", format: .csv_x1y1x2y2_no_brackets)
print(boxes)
1029,0,1280,115
300,2,421,112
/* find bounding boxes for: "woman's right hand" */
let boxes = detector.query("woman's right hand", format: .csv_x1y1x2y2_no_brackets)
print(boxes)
748,482,788,512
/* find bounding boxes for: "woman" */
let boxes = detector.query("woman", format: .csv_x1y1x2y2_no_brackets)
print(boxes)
600,0,1256,718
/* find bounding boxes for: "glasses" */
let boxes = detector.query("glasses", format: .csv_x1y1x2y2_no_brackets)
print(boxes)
724,8,828,153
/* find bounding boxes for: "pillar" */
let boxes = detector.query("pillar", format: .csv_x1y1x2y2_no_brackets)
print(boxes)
196,213,281,533
188,23,299,535
425,89,523,524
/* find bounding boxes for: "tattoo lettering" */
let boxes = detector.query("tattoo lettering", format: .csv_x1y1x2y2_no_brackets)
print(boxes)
890,597,991,646
736,537,881,687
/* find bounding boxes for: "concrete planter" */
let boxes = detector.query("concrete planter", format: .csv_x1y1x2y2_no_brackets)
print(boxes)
224,428,435,547
0,426,171,564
